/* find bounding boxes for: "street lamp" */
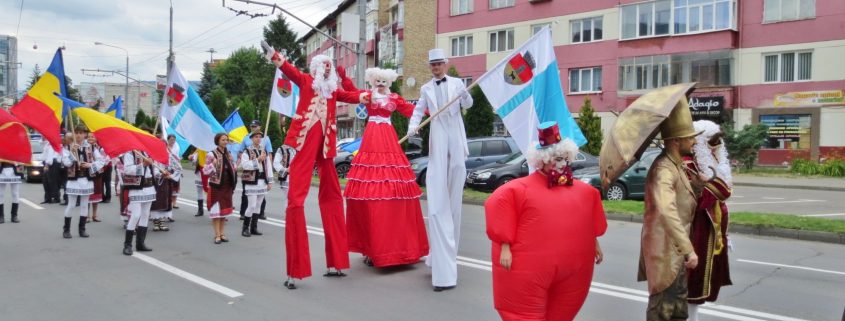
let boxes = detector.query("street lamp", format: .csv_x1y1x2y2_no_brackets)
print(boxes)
94,42,129,119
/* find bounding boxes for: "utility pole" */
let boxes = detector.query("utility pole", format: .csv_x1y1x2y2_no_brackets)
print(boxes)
206,48,217,63
168,0,174,76
355,0,367,137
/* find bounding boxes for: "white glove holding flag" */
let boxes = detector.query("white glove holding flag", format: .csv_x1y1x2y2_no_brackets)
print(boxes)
450,88,470,115
261,40,283,63
406,126,419,137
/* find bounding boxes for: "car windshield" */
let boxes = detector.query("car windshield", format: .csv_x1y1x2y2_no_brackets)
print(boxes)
496,152,523,164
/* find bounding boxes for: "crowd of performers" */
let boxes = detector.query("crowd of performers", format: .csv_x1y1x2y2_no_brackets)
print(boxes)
0,45,734,320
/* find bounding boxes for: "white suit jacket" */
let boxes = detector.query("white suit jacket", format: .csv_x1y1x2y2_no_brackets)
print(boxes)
408,76,473,158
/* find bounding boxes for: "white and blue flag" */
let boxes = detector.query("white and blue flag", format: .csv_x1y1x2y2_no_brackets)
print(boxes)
160,63,225,151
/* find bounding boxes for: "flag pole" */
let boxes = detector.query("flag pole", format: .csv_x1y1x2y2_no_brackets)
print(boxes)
397,81,479,145
263,108,272,137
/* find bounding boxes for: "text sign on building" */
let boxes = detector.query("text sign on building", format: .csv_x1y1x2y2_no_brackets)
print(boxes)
760,114,808,141
688,96,724,117
773,90,845,107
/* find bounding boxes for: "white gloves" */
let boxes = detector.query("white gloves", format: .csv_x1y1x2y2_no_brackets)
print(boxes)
260,40,283,63
457,88,470,99
407,126,420,137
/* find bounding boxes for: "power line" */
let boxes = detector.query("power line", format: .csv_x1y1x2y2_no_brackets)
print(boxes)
14,0,25,36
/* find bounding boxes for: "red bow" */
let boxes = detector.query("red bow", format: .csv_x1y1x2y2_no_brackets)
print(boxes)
547,165,574,188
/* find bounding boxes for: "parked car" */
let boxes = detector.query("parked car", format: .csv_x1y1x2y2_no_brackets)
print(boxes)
410,136,518,186
573,149,662,200
333,137,426,179
24,139,44,183
465,150,599,191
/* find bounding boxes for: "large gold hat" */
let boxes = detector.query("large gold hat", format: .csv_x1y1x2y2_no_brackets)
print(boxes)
660,98,703,140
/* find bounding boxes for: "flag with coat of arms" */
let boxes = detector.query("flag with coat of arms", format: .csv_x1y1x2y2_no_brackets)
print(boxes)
269,68,299,117
159,63,225,151
477,27,586,158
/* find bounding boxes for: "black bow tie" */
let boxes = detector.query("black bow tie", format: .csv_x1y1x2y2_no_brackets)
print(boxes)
435,77,447,85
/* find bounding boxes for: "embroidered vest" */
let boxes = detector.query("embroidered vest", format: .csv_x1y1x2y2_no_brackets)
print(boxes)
121,151,154,190
242,147,266,185
0,162,24,177
67,145,95,180
208,149,236,188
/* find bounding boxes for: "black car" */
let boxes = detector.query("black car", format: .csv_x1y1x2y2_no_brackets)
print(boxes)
466,150,599,191
410,136,518,186
574,149,662,200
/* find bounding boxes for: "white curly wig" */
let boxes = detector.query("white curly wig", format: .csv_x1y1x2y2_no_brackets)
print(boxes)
309,55,338,99
693,120,733,186
526,138,580,169
365,68,399,89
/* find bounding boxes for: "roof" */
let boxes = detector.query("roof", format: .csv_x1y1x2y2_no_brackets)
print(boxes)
297,0,356,43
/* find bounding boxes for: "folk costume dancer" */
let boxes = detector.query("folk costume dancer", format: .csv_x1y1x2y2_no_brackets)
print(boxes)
638,102,703,321
485,122,607,321
264,44,368,289
407,48,473,292
189,151,209,217
120,150,157,255
87,136,106,222
273,145,296,191
203,133,238,245
686,120,733,321
61,126,106,239
40,137,63,204
239,120,273,221
151,150,182,232
239,132,272,237
340,67,429,268
0,161,24,224
167,134,181,212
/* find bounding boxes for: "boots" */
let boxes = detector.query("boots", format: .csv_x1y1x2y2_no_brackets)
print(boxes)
135,226,152,252
250,214,262,236
11,203,20,223
0,204,4,224
63,217,72,239
195,200,204,217
123,230,134,256
78,217,89,238
242,216,251,237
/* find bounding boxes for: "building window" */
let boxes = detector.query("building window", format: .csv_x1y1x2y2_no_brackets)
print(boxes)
489,29,515,52
674,0,736,34
569,67,603,93
764,0,815,23
619,50,732,91
760,114,812,150
461,77,473,87
764,52,812,83
571,16,603,43
532,23,552,35
621,0,671,39
450,35,473,57
451,0,472,15
490,0,515,10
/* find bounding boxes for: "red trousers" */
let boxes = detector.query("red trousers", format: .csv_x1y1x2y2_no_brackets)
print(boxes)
285,123,350,279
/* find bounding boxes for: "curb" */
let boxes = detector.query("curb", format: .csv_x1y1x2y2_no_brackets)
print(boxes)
733,181,845,192
311,181,845,245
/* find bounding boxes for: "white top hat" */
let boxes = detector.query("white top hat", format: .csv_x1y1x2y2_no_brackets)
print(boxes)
428,48,447,63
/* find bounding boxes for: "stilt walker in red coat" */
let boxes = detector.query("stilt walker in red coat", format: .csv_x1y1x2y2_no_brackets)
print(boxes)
263,42,369,289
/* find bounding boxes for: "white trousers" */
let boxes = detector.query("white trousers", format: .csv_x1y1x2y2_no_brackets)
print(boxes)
195,184,205,201
64,195,90,218
126,201,152,230
245,194,266,218
0,183,20,203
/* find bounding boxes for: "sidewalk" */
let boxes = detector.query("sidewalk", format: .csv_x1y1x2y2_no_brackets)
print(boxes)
733,174,845,191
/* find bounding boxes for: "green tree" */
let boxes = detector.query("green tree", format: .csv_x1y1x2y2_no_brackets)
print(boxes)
208,86,229,121
197,62,216,103
134,109,149,127
263,14,305,69
576,96,603,156
724,123,769,171
26,64,41,90
464,86,494,137
64,76,83,102
213,47,275,126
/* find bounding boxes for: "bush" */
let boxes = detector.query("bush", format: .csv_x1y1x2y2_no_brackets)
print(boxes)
790,159,821,175
821,159,845,177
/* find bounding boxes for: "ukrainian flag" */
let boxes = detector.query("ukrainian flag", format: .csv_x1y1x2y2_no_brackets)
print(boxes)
222,110,248,144
105,96,123,119
10,49,68,151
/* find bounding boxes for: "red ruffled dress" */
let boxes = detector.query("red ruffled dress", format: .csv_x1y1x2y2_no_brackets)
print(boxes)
344,91,429,267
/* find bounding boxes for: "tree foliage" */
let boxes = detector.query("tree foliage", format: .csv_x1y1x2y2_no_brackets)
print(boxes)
723,123,769,170
576,97,603,156
197,62,215,103
27,64,41,91
263,14,306,69
464,86,494,138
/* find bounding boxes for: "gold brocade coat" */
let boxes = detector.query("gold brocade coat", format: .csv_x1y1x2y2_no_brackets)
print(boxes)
638,152,699,294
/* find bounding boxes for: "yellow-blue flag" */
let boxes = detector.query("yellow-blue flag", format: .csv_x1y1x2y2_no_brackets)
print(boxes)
222,110,248,143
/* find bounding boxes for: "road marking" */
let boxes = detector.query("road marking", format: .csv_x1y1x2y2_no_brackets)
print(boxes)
19,198,44,210
761,197,785,200
800,213,845,217
132,253,244,298
737,259,845,276
727,200,824,206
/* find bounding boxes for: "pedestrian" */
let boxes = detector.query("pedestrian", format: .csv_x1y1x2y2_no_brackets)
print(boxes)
59,134,72,205
203,133,237,244
686,120,733,321
273,144,295,191
61,125,106,239
484,121,607,321
238,120,273,221
120,149,157,255
189,150,208,217
239,131,272,237
341,67,429,268
167,134,181,211
638,102,703,321
0,160,24,224
87,135,105,222
39,137,60,204
264,44,368,289
406,48,473,292
151,145,181,232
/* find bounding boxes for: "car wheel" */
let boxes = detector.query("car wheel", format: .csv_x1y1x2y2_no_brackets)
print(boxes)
496,176,515,189
418,169,426,187
336,162,351,179
604,182,627,201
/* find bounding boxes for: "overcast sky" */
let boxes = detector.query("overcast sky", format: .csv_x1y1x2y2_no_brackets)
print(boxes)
1,0,342,90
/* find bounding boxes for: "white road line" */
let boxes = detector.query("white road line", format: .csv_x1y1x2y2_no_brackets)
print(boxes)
800,213,845,217
737,259,845,276
762,197,785,200
728,200,825,206
132,253,244,298
19,198,44,210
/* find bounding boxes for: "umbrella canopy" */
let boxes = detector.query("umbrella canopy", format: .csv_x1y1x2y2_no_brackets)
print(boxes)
599,83,696,190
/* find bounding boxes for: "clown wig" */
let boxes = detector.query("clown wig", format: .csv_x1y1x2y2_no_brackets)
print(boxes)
309,55,338,99
526,138,580,169
693,120,733,186
365,68,399,91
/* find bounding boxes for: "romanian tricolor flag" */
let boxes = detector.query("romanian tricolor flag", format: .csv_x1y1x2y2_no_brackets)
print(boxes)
221,110,248,144
0,108,32,164
10,49,68,152
60,96,169,165
105,96,123,119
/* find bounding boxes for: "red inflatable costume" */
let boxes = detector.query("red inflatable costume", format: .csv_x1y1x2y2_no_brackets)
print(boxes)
484,122,607,321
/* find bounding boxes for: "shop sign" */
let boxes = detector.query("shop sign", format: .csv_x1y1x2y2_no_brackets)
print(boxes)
688,96,724,117
760,114,808,141
773,90,845,107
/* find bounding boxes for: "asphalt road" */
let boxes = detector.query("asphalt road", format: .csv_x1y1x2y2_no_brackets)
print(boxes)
728,185,845,219
1,173,844,321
